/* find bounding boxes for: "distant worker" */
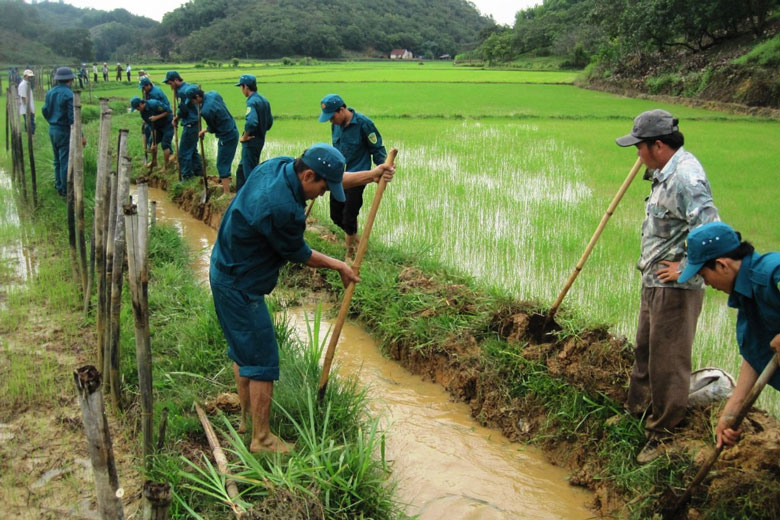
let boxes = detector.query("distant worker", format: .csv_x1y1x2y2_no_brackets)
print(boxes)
78,65,87,89
163,71,201,180
126,63,132,82
18,69,35,135
616,109,719,464
209,143,395,453
186,87,239,194
42,67,80,197
318,93,387,263
677,222,780,448
235,74,273,192
130,96,174,172
115,62,122,81
92,63,98,83
139,76,172,165
102,62,109,82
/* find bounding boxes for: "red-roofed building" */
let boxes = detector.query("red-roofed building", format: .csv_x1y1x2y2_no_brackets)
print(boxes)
390,49,413,60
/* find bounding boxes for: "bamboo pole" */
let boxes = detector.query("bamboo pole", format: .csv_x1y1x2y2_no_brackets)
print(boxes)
73,366,125,520
24,83,37,206
5,89,9,153
73,92,88,295
108,130,129,409
94,98,112,374
67,126,79,286
9,86,27,200
318,148,398,401
143,481,172,520
194,403,243,517
125,203,154,465
546,157,643,321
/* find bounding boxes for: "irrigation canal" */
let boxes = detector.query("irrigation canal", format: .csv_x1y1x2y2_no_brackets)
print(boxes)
146,186,594,519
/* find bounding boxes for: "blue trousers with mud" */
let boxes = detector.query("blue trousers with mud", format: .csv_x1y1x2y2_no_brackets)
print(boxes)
236,138,265,191
48,125,70,196
178,124,202,179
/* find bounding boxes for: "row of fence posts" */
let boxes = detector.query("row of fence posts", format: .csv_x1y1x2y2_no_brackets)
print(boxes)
57,97,169,518
5,84,36,205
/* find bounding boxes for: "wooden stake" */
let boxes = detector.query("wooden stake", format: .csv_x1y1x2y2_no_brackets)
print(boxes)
108,130,129,409
73,366,125,520
125,204,154,465
73,92,88,295
318,148,398,401
23,81,37,206
94,98,112,374
67,124,79,286
143,481,172,520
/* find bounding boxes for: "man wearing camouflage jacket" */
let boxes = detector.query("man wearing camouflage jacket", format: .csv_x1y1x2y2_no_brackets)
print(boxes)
616,109,720,464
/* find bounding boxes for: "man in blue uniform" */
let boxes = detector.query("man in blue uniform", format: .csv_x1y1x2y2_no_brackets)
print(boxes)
139,76,171,170
41,66,76,197
131,97,174,173
163,71,201,180
318,94,387,263
236,74,273,192
187,87,238,194
210,143,395,453
677,222,780,448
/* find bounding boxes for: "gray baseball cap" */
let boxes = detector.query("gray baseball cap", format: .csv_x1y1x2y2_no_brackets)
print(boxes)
616,109,679,147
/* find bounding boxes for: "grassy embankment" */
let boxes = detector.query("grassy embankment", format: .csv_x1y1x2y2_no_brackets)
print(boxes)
0,90,405,519
98,61,780,415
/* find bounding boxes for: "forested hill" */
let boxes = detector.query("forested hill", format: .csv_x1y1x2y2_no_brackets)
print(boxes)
0,0,158,64
161,0,494,60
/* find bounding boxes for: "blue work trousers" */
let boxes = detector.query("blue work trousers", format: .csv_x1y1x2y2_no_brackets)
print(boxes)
178,124,202,179
49,125,70,195
215,131,239,179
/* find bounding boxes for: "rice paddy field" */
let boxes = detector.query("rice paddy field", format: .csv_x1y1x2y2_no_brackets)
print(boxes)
69,60,780,413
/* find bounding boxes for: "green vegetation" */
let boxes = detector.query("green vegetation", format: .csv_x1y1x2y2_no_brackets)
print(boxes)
0,86,402,518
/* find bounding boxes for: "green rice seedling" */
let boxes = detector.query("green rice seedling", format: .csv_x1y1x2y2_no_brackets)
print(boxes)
1,347,59,408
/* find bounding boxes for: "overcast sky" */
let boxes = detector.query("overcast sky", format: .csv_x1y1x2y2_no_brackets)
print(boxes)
53,0,539,26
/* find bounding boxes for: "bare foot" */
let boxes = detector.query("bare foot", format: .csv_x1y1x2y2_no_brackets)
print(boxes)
250,433,291,454
237,414,248,434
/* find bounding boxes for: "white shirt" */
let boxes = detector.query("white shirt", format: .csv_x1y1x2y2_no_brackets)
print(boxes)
18,79,34,115
126,65,131,73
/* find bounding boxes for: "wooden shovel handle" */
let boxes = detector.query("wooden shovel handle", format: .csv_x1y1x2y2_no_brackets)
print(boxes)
317,148,398,400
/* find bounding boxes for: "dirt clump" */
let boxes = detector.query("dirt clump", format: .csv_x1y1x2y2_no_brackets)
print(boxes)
204,392,242,414
244,487,325,520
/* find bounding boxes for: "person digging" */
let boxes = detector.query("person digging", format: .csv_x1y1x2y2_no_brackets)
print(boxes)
209,143,394,452
676,222,780,449
130,96,173,173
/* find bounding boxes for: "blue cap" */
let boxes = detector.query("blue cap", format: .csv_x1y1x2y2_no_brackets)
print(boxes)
301,144,346,202
163,70,182,84
678,222,740,283
138,76,152,89
53,66,75,81
235,74,256,87
318,94,345,123
182,85,203,100
130,96,143,112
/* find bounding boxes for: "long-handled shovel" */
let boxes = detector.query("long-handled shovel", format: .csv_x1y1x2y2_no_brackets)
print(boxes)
661,353,779,519
172,92,180,180
304,199,315,218
538,157,643,338
317,148,398,401
196,102,209,204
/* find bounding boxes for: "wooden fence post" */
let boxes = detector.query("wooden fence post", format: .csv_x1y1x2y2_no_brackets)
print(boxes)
73,366,125,520
143,481,172,520
93,98,112,375
108,129,129,409
72,91,88,295
24,83,37,206
125,200,154,465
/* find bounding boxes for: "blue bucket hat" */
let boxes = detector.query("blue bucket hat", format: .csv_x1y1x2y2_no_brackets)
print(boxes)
318,94,345,123
53,66,75,81
235,74,257,87
138,76,152,89
163,70,182,84
677,222,740,283
130,96,143,112
300,143,346,202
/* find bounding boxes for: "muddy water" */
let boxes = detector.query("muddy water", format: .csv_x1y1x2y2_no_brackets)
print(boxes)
0,170,37,292
147,192,594,519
